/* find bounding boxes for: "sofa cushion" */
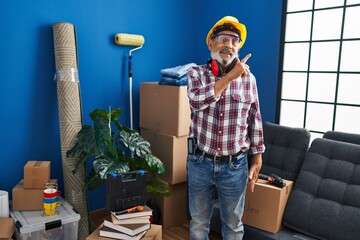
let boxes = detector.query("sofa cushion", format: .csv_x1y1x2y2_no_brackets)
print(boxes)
323,130,360,145
283,138,360,240
261,122,310,181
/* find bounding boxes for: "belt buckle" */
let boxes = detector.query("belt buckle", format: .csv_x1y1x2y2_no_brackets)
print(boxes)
214,155,222,162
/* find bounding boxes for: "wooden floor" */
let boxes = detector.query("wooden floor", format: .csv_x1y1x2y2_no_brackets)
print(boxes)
90,208,223,239
163,222,222,240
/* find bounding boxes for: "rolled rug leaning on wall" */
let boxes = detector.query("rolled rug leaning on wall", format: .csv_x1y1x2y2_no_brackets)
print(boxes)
53,22,89,240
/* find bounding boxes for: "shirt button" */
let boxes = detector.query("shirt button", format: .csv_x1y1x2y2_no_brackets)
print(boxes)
220,113,223,117
219,131,221,134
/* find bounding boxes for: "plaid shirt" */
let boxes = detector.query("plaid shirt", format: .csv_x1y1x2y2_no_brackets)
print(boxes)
187,64,265,156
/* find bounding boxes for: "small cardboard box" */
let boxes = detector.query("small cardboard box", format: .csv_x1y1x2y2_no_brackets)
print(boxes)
242,179,294,233
86,223,162,240
147,180,188,229
24,161,51,189
140,82,191,137
0,217,14,239
141,128,187,185
12,179,58,211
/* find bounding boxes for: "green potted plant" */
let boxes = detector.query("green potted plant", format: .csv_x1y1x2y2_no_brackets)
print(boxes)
67,107,170,196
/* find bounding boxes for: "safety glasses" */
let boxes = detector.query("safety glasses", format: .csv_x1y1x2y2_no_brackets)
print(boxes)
212,33,241,46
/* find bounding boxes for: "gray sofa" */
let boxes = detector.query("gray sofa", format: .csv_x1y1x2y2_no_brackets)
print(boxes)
211,124,360,240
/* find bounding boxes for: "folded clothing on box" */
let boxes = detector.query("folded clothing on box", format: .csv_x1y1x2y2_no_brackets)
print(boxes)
159,63,196,86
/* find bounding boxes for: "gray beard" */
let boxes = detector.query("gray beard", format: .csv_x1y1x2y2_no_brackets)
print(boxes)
210,51,235,67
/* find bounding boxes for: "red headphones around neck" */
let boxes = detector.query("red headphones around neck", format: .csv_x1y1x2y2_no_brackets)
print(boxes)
207,58,238,77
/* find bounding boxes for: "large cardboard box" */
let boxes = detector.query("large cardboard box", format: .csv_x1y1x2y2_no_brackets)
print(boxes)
147,181,188,229
141,128,187,185
12,179,58,211
242,179,294,233
86,223,162,240
140,82,191,137
24,161,51,189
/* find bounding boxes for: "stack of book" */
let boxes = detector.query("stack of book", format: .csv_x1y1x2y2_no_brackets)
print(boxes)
99,205,153,240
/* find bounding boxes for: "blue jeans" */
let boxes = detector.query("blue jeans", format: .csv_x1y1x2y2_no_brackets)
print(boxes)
187,152,248,240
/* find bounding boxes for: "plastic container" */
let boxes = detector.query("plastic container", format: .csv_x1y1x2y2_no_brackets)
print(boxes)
10,196,80,240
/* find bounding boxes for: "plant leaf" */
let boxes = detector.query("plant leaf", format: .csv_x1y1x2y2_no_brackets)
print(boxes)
89,109,108,121
109,108,122,121
144,155,166,175
76,125,99,155
120,131,151,157
71,153,92,174
66,142,83,158
85,168,104,191
93,115,111,148
93,156,130,179
146,179,171,196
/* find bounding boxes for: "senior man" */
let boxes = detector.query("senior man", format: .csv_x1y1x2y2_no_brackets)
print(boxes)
187,16,265,239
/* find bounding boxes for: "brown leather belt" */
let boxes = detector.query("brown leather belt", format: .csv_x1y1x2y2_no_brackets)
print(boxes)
196,149,244,162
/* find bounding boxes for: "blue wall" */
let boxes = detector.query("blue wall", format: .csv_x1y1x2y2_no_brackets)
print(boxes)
0,0,282,211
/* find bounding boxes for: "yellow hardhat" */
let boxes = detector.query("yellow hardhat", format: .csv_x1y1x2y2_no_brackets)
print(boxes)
206,16,247,48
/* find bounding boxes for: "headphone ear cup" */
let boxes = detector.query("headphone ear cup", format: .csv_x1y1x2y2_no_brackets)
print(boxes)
210,59,222,77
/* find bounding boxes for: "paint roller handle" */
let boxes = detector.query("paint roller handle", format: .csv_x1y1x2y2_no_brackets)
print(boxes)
129,55,133,78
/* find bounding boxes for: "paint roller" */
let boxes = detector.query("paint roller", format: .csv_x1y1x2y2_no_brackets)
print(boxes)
115,33,145,129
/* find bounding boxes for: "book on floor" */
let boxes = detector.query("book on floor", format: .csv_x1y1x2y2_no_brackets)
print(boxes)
111,205,153,220
111,214,151,225
103,219,151,236
99,225,147,240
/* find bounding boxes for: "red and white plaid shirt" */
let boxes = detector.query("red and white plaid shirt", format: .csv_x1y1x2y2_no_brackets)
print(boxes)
187,64,265,156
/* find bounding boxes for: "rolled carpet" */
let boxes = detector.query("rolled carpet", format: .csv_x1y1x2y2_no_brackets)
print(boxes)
53,22,89,239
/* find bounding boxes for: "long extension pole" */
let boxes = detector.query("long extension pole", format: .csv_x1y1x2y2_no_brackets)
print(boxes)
128,46,142,129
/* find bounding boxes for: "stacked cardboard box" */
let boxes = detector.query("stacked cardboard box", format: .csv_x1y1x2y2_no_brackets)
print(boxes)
140,82,190,229
0,217,14,240
12,161,57,211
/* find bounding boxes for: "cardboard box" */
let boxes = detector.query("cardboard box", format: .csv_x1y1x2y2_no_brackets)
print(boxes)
24,161,51,189
141,128,187,185
12,179,58,211
86,223,162,240
242,179,294,233
147,181,188,229
140,82,191,137
142,224,162,240
10,197,80,240
0,217,14,239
